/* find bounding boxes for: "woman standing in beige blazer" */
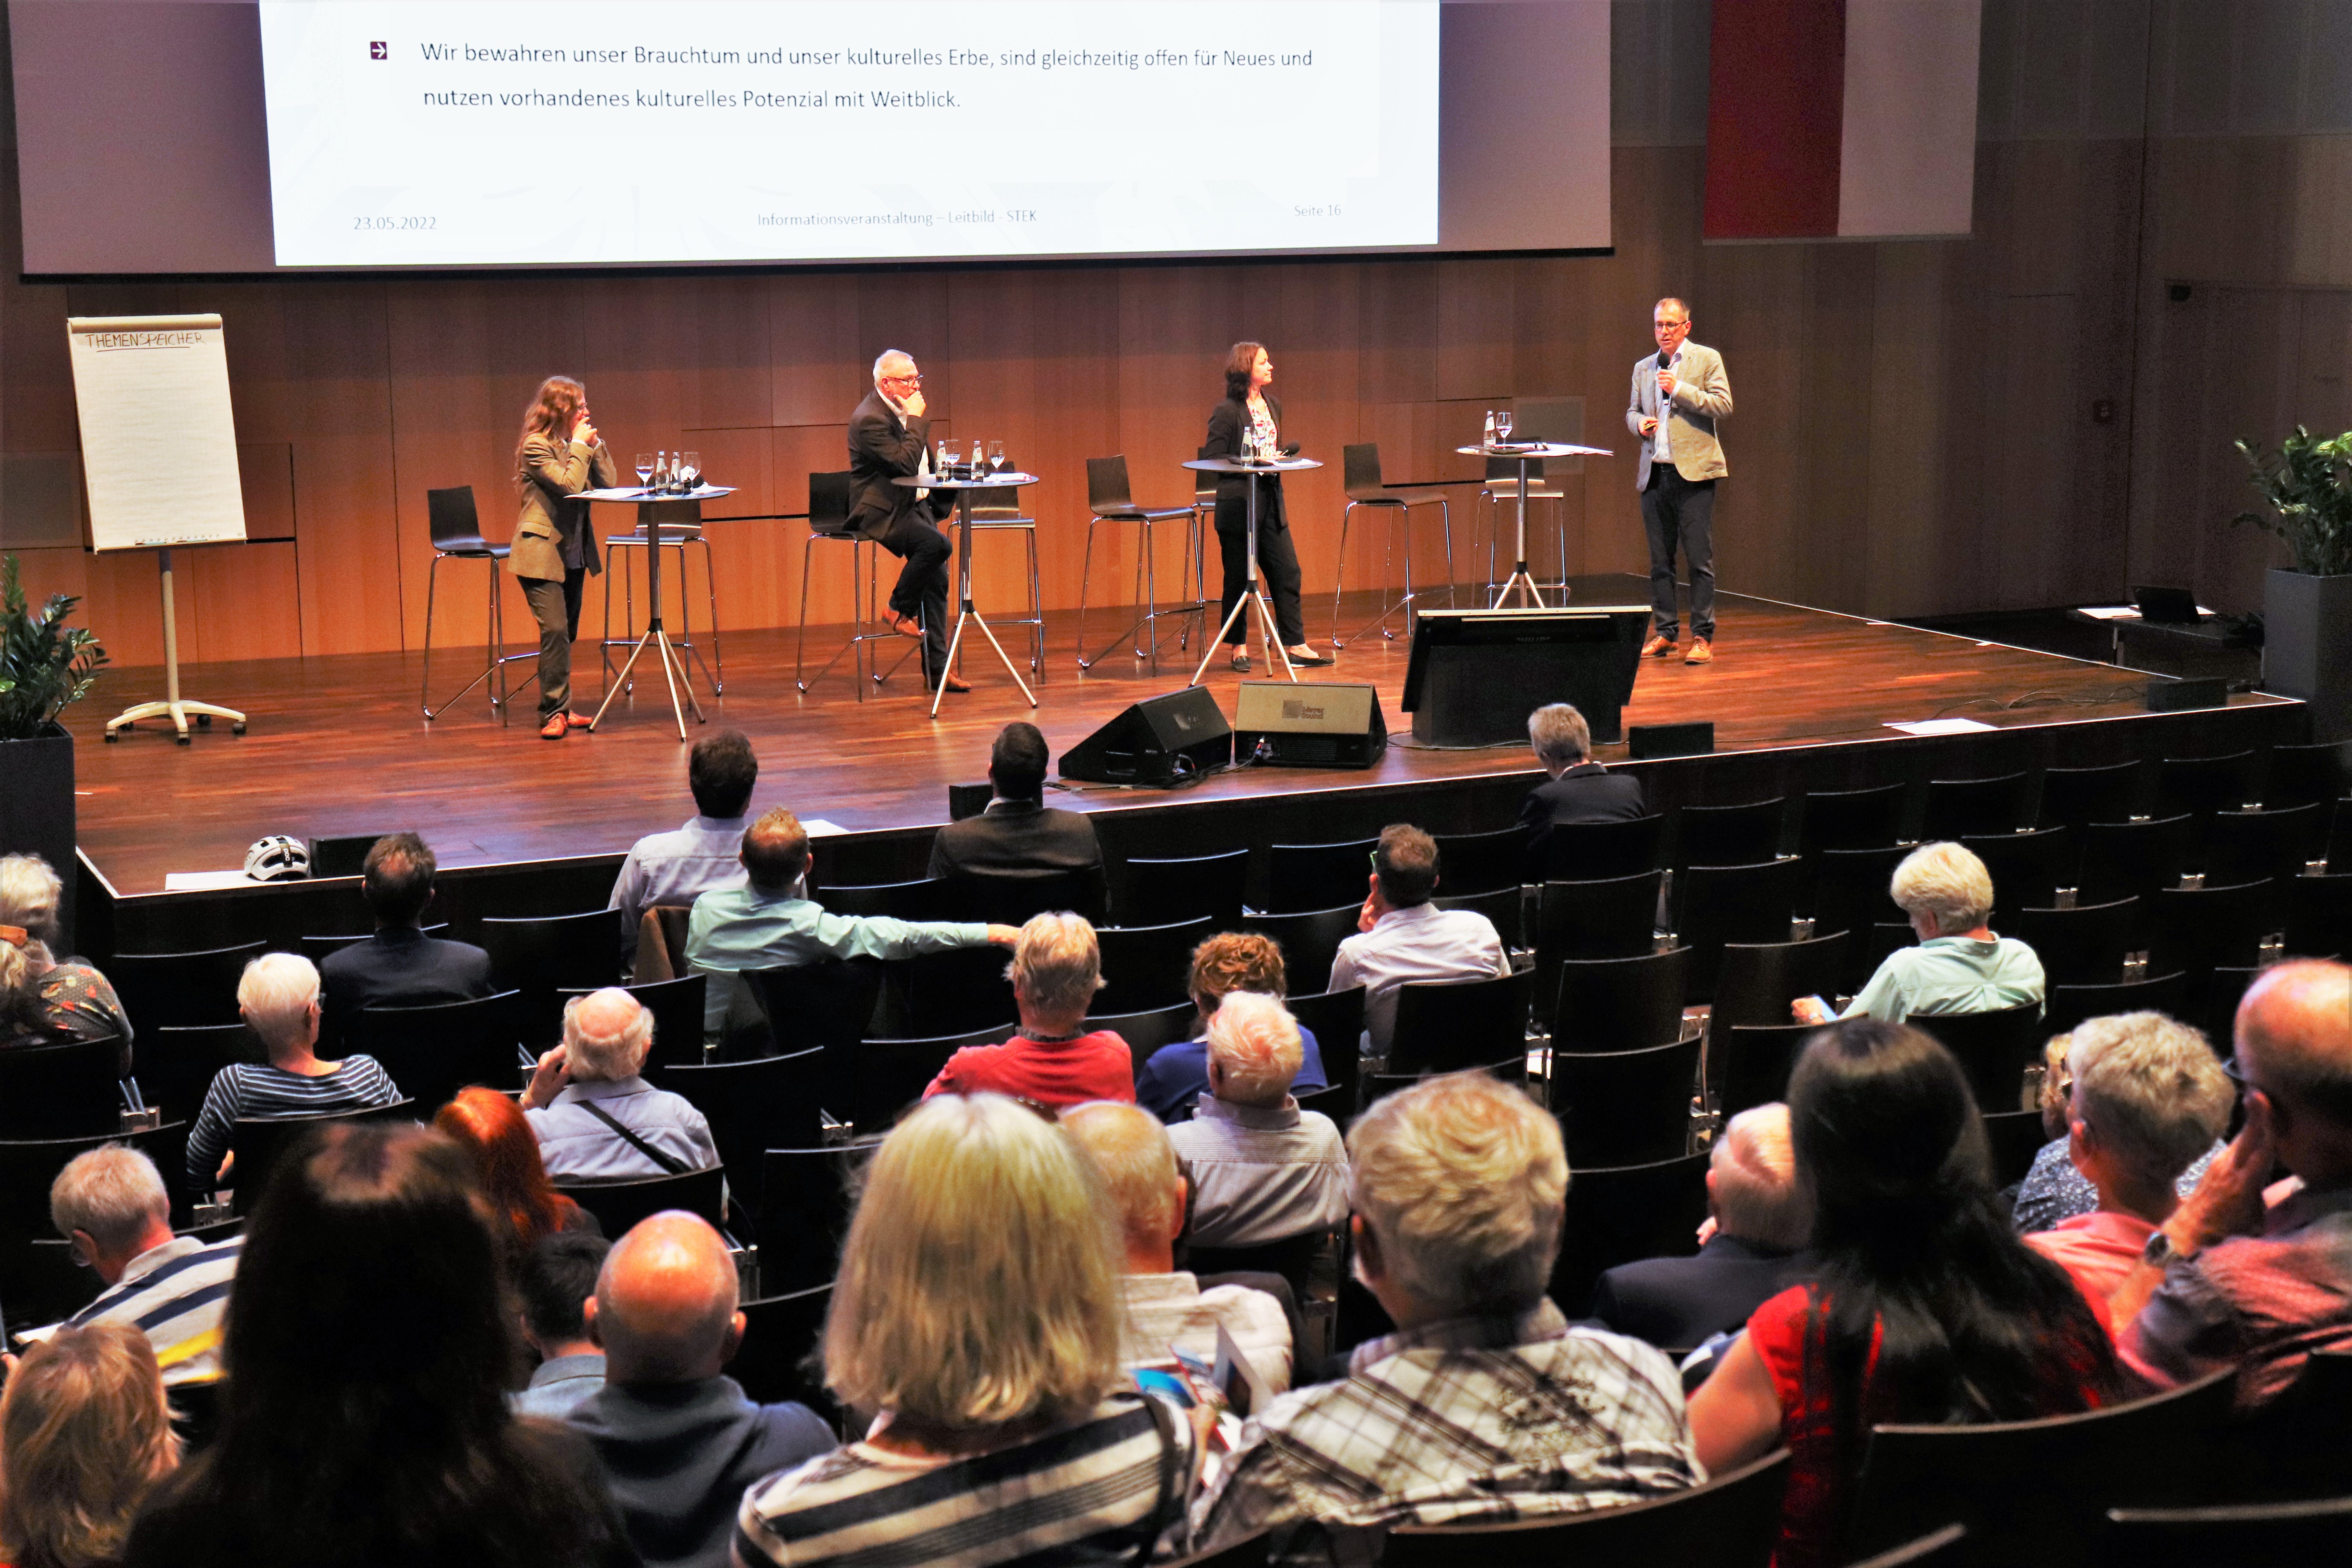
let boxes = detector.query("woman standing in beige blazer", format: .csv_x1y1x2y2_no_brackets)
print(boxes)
512,376,617,739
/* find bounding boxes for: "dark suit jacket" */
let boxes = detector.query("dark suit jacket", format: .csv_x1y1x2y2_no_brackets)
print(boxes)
1586,1234,1817,1350
1519,763,1648,853
846,388,940,539
927,800,1105,880
1204,394,1289,536
319,926,496,1045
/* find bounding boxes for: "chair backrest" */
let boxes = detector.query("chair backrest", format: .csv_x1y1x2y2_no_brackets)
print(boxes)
1183,1225,1336,1307
1285,986,1366,1109
1193,446,1218,505
480,909,624,1041
1551,1037,1701,1166
0,1038,126,1138
1432,884,1524,949
1922,770,2033,840
2157,750,2259,819
107,941,265,1035
558,1163,727,1238
1390,968,1532,1076
965,485,1027,520
1539,815,1666,881
1535,870,1663,977
2286,871,2352,960
1432,826,1535,897
1980,1108,2048,1188
1721,1023,1819,1119
2077,815,2194,905
1908,1003,2047,1112
232,1099,418,1213
826,1024,1007,1134
2222,1345,2352,1504
818,877,950,921
2264,740,2348,812
1848,1524,1967,1568
938,866,1108,927
649,1049,822,1214
757,1147,860,1296
2205,804,2322,885
1265,837,1383,915
1712,931,1850,1036
1093,916,1216,1016
1240,903,1363,997
0,1122,189,1243
808,470,854,533
2102,1495,2352,1568
1549,1149,1711,1314
1341,441,1385,498
1808,844,1910,961
1097,1002,1201,1079
1676,859,1804,1002
144,1023,262,1125
1960,826,2073,919
2038,759,2147,833
893,946,1019,1039
731,1285,837,1417
1845,1365,2239,1567
1800,782,1907,854
1117,848,1249,927
1553,946,1691,1054
2014,898,2137,987
1086,454,1138,514
742,962,880,1060
1678,798,1788,870
353,989,526,1112
2146,878,2278,978
552,973,711,1066
2045,971,2188,1039
425,485,481,548
1381,1449,1789,1568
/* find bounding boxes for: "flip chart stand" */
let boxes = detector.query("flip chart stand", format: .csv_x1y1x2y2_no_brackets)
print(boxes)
103,548,247,744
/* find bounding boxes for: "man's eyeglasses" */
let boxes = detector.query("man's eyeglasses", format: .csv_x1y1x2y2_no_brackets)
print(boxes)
883,372,923,386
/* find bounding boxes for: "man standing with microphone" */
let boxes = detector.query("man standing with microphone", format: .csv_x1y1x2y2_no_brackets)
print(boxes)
1627,298,1732,664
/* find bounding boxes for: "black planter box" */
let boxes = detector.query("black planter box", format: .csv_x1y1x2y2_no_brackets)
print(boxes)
0,724,76,950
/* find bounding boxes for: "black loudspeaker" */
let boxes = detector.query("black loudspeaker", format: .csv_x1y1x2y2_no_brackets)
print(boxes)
1232,682,1388,768
1059,688,1233,786
1402,606,1651,746
1627,721,1715,760
2146,676,2228,713
946,782,993,820
307,834,385,879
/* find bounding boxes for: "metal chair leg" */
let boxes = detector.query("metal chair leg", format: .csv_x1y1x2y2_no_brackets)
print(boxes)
419,553,439,717
1076,517,1100,670
1438,497,1456,608
697,535,724,693
1330,503,1354,648
795,532,817,689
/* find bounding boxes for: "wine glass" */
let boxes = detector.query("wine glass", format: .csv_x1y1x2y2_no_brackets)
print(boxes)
987,440,1006,474
681,451,701,490
1494,409,1515,444
634,453,653,491
940,437,963,475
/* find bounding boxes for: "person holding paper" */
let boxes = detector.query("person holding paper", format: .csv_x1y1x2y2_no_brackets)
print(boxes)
1204,342,1330,673
513,375,617,740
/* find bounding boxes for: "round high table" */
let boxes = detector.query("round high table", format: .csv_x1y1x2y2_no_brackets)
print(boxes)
1183,455,1320,688
894,472,1042,719
579,485,732,740
1455,442,1612,608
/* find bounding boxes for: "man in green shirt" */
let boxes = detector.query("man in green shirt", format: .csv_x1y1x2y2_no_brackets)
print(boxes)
1795,841,2045,1025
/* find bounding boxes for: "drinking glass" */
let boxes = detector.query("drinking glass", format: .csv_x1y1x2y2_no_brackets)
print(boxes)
635,453,653,489
987,440,1006,473
940,438,963,474
681,451,701,490
1494,410,1515,443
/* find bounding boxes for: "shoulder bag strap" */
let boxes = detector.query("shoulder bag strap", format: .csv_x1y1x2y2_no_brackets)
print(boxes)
574,1098,690,1176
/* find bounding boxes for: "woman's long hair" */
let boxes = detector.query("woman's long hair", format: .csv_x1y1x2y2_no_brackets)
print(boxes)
1223,342,1265,403
1791,1020,2116,1494
0,1323,178,1568
434,1087,574,1257
514,376,586,474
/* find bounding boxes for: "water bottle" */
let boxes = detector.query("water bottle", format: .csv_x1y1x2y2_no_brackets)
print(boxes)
655,451,670,490
1483,409,1497,450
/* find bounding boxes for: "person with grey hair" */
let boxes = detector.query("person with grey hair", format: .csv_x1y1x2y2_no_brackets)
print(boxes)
1794,841,2043,1026
0,852,132,1062
924,913,1135,1109
524,989,719,1181
1516,704,1648,861
1191,1072,1699,1563
51,1144,240,1385
848,348,958,693
1165,993,1349,1250
2022,1012,2234,1314
183,952,401,1192
567,1213,831,1568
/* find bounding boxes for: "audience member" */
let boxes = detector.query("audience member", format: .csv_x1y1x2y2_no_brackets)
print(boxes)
570,1213,832,1568
436,1085,599,1261
1193,1073,1698,1563
734,1094,1195,1568
1062,1100,1294,1393
686,806,1016,1041
516,1231,612,1420
1517,703,1648,859
2015,1030,2226,1234
2023,1012,2233,1314
2109,959,2352,1406
611,728,760,973
1589,1103,1815,1350
1327,824,1511,1058
1164,993,1347,1251
183,953,402,1192
1687,1020,2115,1568
1135,931,1328,1121
925,913,1135,1108
524,988,720,1181
0,852,132,1063
0,1322,179,1568
50,1145,239,1386
120,1123,637,1568
926,722,1105,881
316,832,494,1044
1793,842,2044,1026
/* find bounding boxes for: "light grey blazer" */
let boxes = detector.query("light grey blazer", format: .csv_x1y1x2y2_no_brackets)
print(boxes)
1625,341,1733,488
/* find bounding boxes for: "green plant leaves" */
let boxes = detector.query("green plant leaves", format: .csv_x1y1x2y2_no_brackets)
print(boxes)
0,553,110,740
2232,425,2352,577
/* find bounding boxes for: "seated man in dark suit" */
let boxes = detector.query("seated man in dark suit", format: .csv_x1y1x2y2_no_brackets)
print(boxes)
1587,1103,1815,1351
927,722,1104,882
318,832,494,1044
1517,702,1647,858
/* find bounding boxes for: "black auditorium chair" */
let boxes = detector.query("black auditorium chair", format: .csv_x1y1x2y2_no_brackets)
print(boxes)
1116,848,1247,927
2285,872,2352,959
1960,827,2071,924
1799,782,1907,855
1849,1525,1967,1568
941,866,1108,928
893,946,1019,1038
757,1147,860,1297
2145,879,2277,984
1550,1038,1700,1167
826,1025,1006,1135
0,1039,130,1138
1263,837,1381,915
1980,1108,2049,1189
1431,827,1533,896
2262,740,2348,815
2204,804,2322,886
1675,798,1787,873
2037,759,2147,837
2044,972,2188,1040
744,963,878,1061
142,1023,260,1127
1552,947,1691,1055
1388,970,1532,1078
0,1123,191,1242
730,1284,837,1422
818,877,949,921
1285,987,1365,1111
1093,917,1214,1016
1910,1004,2046,1113
2156,750,2259,823
2014,899,2137,987
1537,815,1665,882
353,990,527,1112
2076,815,2194,908
1380,1451,1791,1568
482,909,624,1043
1675,858,1804,1003
1548,1150,1710,1315
1432,884,1524,949
647,1048,821,1219
1532,871,1664,1029
230,1099,417,1214
1240,904,1361,997
552,973,713,1066
1720,1023,1818,1120
1098,1002,1202,1085
2102,1496,2352,1568
1712,931,1849,1036
107,941,265,1035
1922,770,2033,841
558,1165,727,1239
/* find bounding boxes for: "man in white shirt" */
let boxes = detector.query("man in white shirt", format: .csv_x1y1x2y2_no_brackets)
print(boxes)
1328,824,1512,1058
1167,993,1348,1250
51,1144,239,1385
1061,1100,1294,1394
608,728,759,973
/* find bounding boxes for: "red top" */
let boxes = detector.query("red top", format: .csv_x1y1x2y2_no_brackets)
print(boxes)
1746,1283,2110,1568
924,1030,1135,1109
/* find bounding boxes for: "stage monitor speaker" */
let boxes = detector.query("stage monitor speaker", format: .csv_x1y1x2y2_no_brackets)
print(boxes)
1232,681,1388,768
1401,606,1651,747
1058,688,1232,786
1628,721,1715,760
307,833,385,879
2145,676,2228,713
946,782,993,821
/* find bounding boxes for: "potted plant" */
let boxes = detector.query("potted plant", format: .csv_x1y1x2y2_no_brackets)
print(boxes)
2234,427,2352,739
0,554,109,949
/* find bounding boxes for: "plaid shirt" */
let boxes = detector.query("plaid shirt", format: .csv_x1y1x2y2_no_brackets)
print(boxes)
1190,1300,1699,1567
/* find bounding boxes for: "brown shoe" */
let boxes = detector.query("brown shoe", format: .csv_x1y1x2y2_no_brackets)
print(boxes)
1684,637,1714,665
539,713,569,740
885,612,924,639
1642,633,1678,658
933,673,971,693
566,711,592,729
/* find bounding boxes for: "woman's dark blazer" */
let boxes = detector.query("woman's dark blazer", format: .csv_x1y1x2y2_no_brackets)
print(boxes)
1204,394,1289,537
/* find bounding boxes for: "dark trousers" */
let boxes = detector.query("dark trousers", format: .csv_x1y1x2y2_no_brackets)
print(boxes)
1641,466,1716,641
519,570,585,717
1218,524,1305,648
876,510,952,683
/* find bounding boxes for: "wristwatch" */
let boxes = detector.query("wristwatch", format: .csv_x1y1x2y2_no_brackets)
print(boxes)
2142,1229,2197,1268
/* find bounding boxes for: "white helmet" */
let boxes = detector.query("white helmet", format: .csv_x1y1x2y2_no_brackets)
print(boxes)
243,835,311,883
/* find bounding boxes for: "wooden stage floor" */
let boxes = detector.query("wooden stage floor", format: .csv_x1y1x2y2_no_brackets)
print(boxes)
69,575,2298,897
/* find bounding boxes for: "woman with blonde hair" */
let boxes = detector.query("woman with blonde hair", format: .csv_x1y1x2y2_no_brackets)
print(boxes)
0,854,132,1065
734,1093,1195,1568
1793,840,2044,1025
0,1322,179,1568
512,374,617,740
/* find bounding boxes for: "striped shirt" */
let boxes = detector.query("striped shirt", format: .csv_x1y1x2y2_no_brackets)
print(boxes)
733,1394,1192,1568
66,1233,241,1386
185,1056,403,1190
